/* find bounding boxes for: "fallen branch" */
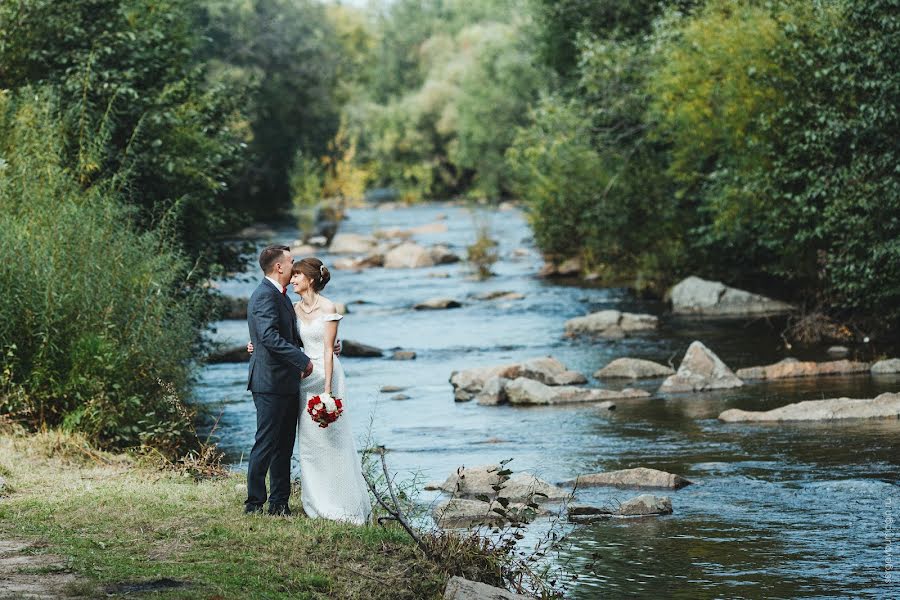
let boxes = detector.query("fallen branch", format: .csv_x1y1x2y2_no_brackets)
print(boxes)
363,446,428,555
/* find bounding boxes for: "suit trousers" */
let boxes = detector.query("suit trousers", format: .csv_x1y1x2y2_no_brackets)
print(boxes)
246,392,300,508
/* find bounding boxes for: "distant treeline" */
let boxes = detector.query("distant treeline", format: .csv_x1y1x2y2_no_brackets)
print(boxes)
335,0,898,338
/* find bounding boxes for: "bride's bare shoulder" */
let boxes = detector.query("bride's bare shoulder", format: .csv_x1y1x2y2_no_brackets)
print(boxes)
319,296,337,314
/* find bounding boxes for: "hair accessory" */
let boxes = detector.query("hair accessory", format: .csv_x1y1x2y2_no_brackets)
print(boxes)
319,264,326,278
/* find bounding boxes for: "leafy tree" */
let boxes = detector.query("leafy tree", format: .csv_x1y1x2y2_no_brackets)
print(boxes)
197,0,344,215
0,0,249,275
757,0,900,329
530,0,697,81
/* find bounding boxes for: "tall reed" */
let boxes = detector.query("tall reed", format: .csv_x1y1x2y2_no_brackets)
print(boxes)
0,89,204,455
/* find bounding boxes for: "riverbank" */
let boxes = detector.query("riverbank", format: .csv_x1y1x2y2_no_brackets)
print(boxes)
0,429,468,599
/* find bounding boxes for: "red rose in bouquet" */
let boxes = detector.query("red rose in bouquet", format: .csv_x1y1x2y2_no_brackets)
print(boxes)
307,394,343,428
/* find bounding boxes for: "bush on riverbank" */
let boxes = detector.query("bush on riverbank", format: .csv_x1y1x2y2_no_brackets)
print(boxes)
0,91,201,454
508,0,900,335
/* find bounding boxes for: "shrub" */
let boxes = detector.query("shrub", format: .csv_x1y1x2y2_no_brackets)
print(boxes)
0,90,201,455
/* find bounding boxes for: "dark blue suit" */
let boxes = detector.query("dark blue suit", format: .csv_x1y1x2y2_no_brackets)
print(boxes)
245,278,310,510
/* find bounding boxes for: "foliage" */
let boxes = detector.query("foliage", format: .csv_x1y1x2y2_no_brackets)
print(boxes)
197,0,346,214
530,0,697,81
467,220,500,280
508,34,680,290
344,10,548,201
0,0,250,275
754,0,900,331
516,0,900,333
0,90,200,454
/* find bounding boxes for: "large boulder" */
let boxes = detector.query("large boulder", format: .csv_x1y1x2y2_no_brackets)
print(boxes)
518,356,587,386
719,392,900,422
736,358,871,380
658,341,744,393
595,358,675,379
616,494,673,516
450,364,521,402
328,233,376,255
564,310,658,338
871,358,900,374
669,276,794,317
505,378,646,406
444,576,534,600
562,467,692,490
384,242,435,268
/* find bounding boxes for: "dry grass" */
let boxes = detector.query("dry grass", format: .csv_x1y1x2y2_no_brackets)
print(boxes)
0,430,456,599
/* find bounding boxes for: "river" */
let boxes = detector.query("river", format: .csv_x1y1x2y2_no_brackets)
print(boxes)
199,201,899,599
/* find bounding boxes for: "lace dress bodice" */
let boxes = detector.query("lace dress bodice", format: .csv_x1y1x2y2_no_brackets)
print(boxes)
297,313,342,360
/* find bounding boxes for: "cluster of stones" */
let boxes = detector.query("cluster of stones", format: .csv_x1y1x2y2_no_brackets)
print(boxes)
449,356,650,407
326,230,461,271
426,464,689,528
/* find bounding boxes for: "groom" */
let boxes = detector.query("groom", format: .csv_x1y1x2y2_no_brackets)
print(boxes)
245,244,313,515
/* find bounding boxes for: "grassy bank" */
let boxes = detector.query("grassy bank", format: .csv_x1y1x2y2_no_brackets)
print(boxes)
0,430,456,599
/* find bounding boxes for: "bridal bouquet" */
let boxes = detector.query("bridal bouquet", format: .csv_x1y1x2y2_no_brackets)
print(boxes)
307,394,343,428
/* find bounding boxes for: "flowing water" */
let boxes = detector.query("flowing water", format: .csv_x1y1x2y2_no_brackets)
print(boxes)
199,202,899,599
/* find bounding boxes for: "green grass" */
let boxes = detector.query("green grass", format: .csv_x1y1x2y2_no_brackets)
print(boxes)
0,430,452,599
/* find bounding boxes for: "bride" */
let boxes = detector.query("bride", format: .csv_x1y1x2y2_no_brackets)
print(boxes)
290,258,371,524
250,257,372,524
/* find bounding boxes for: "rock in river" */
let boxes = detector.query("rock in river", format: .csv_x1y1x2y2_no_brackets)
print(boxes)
658,341,744,393
340,340,383,358
327,233,376,255
736,358,870,380
872,358,900,374
617,494,673,516
518,356,587,386
562,467,692,490
564,310,658,338
444,576,534,600
384,242,435,269
431,464,568,502
433,498,543,527
414,297,462,310
719,392,900,422
450,363,521,402
207,344,249,364
668,275,794,317
505,378,644,406
594,358,675,379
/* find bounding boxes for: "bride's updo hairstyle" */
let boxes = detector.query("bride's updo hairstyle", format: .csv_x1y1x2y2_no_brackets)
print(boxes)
292,257,331,292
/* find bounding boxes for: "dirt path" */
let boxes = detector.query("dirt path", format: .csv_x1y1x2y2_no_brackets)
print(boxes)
0,540,83,599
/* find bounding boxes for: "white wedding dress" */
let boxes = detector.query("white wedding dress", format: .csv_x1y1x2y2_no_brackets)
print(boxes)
297,312,372,525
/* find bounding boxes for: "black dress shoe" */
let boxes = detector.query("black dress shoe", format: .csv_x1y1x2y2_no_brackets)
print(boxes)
244,503,264,515
268,504,292,517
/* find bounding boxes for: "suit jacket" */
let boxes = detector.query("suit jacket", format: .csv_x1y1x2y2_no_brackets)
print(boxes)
247,279,310,395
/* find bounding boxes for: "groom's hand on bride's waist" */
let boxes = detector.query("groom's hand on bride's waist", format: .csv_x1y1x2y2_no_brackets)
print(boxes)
334,339,342,355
